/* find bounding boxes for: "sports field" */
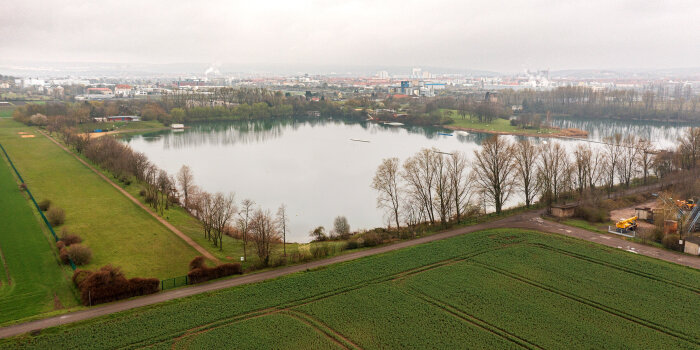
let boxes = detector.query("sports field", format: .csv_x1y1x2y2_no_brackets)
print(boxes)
0,152,77,325
0,119,200,279
4,229,699,349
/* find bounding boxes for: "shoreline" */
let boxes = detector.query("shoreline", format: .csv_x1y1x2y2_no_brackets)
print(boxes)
443,125,589,138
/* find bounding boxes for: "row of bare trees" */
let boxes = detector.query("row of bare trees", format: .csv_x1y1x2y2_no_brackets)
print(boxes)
372,128,700,229
372,149,475,229
175,166,287,265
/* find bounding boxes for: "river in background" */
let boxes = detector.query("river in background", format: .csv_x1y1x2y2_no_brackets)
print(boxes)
123,117,693,242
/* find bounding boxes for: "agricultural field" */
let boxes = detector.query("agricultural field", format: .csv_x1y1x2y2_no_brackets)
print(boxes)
3,228,699,349
0,119,200,279
0,152,78,325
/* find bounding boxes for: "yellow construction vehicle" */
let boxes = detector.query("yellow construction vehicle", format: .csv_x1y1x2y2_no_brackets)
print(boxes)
616,216,638,232
676,199,696,211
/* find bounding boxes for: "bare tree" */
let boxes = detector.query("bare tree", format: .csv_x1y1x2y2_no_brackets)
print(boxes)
433,153,452,225
199,192,215,241
617,135,639,188
156,170,171,215
372,157,402,229
513,140,540,207
177,165,195,210
211,192,237,250
333,216,351,239
538,141,568,207
447,151,472,220
249,208,279,265
237,199,255,262
276,204,289,256
636,138,655,184
603,134,623,193
472,136,515,213
572,144,591,194
678,127,700,170
401,149,437,224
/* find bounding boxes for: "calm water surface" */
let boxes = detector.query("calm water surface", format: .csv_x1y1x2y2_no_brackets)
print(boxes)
124,118,691,242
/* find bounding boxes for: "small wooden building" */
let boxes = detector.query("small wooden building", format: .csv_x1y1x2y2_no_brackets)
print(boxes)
684,236,700,255
551,203,579,218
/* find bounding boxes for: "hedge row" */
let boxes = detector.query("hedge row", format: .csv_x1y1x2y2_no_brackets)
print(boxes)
73,265,159,306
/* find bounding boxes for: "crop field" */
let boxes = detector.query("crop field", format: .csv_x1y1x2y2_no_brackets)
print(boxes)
0,152,77,325
3,228,699,349
0,119,200,279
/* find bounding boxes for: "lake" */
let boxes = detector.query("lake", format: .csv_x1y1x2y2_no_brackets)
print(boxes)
123,117,694,242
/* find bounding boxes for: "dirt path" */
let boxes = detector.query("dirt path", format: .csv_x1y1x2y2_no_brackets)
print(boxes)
1,206,699,339
37,131,220,263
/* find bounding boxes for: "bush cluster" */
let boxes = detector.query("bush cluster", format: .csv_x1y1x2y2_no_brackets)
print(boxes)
662,234,683,251
574,204,609,223
38,199,51,211
47,207,66,226
72,265,159,306
187,257,242,284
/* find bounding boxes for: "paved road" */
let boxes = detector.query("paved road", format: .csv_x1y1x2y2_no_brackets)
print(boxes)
1,208,698,339
38,131,220,263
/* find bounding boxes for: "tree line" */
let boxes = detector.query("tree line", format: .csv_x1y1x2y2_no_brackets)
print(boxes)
372,127,700,228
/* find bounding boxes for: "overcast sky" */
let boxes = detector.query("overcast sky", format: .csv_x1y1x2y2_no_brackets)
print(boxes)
1,0,699,73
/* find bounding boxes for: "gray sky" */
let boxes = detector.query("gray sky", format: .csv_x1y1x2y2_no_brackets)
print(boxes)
1,0,699,72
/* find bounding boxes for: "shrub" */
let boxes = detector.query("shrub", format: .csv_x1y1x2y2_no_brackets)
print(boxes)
59,248,70,264
38,199,52,211
311,243,333,258
662,234,682,251
139,189,146,197
66,244,92,265
362,232,383,247
47,207,66,226
60,232,83,246
56,240,66,250
189,256,207,271
72,269,91,286
345,240,360,250
574,204,609,223
187,263,243,284
72,265,160,306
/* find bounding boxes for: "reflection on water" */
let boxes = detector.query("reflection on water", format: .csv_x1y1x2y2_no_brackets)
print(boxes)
124,118,687,242
124,119,488,150
549,117,698,150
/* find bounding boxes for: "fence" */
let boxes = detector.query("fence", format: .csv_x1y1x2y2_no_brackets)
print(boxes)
0,142,77,270
161,275,189,290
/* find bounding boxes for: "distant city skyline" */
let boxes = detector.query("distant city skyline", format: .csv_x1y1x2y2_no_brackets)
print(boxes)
2,0,699,73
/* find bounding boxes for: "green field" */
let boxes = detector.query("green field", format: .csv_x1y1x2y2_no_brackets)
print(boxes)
4,229,699,349
0,152,78,325
442,109,555,135
0,119,200,279
75,120,165,133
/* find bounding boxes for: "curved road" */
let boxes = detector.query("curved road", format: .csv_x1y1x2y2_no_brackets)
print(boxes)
1,209,698,339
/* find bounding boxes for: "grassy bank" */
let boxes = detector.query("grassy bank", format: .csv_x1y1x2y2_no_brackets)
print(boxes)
4,228,699,349
0,151,78,325
0,119,200,279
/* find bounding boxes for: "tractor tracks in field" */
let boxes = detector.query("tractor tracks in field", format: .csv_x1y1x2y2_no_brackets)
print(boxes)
399,286,544,350
125,247,506,349
0,242,10,286
467,260,700,347
527,243,700,294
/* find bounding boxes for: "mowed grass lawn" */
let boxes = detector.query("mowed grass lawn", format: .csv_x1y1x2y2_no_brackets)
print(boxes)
4,229,699,349
0,119,200,279
0,155,78,325
84,160,344,268
442,109,555,134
